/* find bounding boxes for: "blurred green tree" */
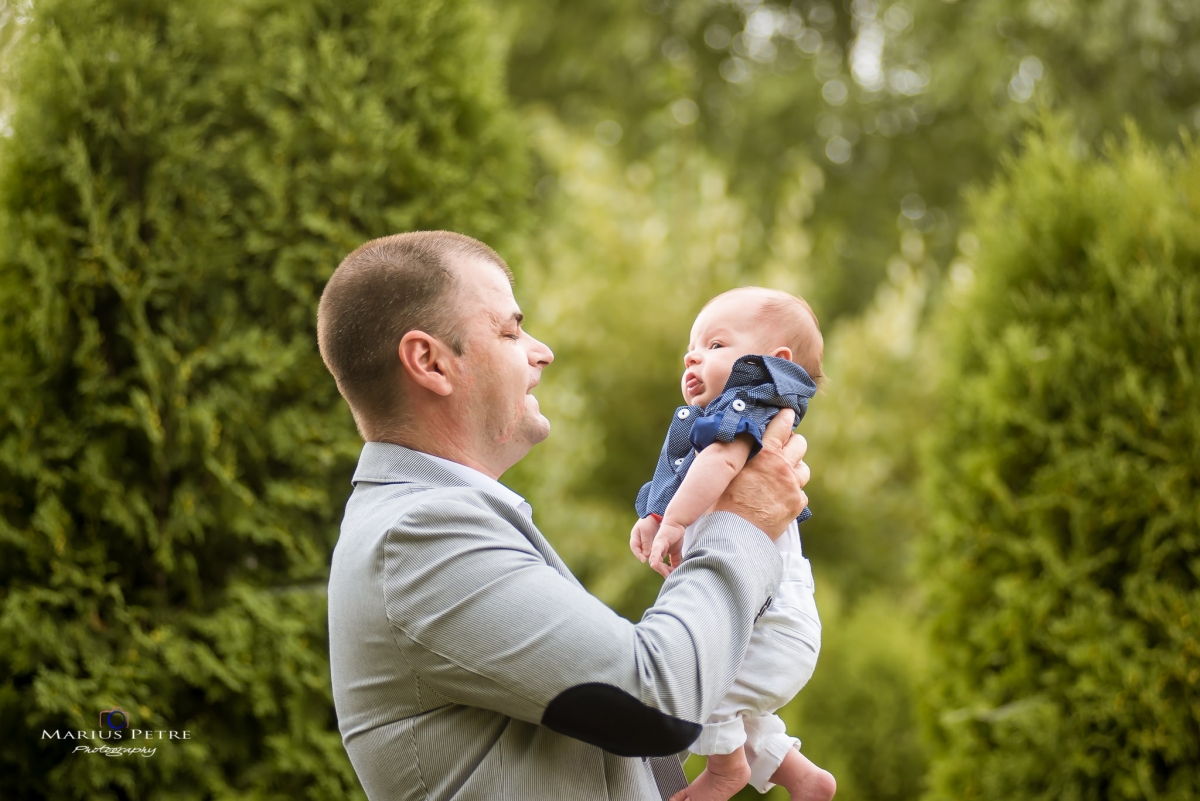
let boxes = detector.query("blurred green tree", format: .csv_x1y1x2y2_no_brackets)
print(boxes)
782,589,929,801
0,0,526,796
920,120,1200,800
504,0,1200,322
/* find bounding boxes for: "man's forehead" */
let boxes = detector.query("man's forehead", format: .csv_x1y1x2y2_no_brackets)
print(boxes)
452,254,517,307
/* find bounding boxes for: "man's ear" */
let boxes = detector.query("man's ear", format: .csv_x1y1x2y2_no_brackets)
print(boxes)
769,346,793,361
398,331,455,397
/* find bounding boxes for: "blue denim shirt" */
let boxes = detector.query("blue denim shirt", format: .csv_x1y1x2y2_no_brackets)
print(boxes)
635,355,817,524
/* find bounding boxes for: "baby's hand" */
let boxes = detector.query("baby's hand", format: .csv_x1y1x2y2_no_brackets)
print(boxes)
649,520,687,579
630,515,661,563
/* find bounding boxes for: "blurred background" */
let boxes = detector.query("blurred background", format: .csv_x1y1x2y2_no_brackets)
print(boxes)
0,0,1196,799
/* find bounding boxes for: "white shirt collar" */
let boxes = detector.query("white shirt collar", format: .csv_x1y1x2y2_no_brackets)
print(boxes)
420,452,532,517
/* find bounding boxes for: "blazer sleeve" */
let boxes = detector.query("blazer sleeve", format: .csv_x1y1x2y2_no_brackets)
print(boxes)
382,495,781,758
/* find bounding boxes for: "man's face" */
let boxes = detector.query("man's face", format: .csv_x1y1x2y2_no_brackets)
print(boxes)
452,256,554,468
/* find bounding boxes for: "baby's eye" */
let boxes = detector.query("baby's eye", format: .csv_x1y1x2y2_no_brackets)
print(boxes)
709,342,723,349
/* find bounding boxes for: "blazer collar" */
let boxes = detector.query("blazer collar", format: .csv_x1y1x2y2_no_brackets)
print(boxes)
351,441,473,489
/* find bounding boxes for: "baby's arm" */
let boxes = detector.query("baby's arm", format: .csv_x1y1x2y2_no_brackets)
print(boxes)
648,436,754,578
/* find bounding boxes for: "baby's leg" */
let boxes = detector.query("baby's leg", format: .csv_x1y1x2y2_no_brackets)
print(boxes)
743,715,835,800
681,712,751,801
769,748,836,801
669,747,751,801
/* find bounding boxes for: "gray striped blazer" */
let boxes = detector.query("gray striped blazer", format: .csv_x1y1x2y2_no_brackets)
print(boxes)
328,443,782,800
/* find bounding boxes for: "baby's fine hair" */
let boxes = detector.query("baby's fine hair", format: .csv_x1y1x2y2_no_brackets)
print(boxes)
705,287,824,382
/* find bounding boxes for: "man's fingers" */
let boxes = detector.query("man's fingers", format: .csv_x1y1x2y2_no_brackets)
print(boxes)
760,408,796,449
795,458,811,488
780,431,808,468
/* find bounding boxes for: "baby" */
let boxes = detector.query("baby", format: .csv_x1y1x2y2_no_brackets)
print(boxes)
630,287,836,801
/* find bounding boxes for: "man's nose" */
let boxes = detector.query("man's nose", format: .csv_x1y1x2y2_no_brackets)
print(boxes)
528,334,554,367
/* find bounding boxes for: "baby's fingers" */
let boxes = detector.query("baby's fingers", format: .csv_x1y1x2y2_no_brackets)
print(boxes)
664,540,684,576
648,534,668,572
650,536,678,579
629,526,646,562
635,519,659,563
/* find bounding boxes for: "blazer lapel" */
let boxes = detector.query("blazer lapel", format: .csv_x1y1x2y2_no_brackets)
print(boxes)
351,442,583,588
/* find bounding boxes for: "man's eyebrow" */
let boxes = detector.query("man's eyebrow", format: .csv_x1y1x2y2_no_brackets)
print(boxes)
490,310,524,326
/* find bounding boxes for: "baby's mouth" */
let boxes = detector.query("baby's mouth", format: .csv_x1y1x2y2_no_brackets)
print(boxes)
685,373,704,396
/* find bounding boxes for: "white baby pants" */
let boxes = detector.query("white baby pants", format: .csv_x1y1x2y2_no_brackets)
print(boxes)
687,521,821,793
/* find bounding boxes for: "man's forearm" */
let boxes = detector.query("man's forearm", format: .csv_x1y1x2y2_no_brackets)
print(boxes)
372,491,782,758
544,511,784,755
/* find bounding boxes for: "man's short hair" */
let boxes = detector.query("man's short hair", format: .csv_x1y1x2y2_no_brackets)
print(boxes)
317,231,512,437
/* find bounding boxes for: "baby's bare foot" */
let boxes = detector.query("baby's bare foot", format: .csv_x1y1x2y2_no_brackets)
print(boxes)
772,749,836,801
670,750,752,801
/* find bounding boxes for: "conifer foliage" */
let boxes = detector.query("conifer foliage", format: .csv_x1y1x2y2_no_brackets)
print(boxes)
921,123,1200,800
0,0,525,796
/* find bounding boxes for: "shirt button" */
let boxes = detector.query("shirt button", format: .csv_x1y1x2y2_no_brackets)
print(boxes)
731,399,747,412
674,458,685,466
677,409,690,420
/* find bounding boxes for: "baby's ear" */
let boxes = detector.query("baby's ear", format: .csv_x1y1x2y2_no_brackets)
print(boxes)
769,346,793,361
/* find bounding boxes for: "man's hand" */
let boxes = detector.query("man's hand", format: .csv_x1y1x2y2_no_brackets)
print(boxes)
630,515,661,563
711,409,809,539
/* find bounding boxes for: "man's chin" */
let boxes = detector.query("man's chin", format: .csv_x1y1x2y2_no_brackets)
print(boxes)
523,396,550,441
524,414,551,446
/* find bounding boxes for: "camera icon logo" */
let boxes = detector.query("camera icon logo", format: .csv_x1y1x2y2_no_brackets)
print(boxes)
100,708,128,730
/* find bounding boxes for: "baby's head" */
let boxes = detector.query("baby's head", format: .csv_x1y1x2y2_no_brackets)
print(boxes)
681,287,823,408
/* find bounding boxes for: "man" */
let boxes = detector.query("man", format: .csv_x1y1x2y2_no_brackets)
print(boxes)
319,231,812,800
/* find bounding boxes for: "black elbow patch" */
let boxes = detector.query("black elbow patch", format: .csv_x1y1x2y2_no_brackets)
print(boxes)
541,683,701,757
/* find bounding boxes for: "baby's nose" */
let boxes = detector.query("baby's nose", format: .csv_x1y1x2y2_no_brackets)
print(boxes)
684,350,700,367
